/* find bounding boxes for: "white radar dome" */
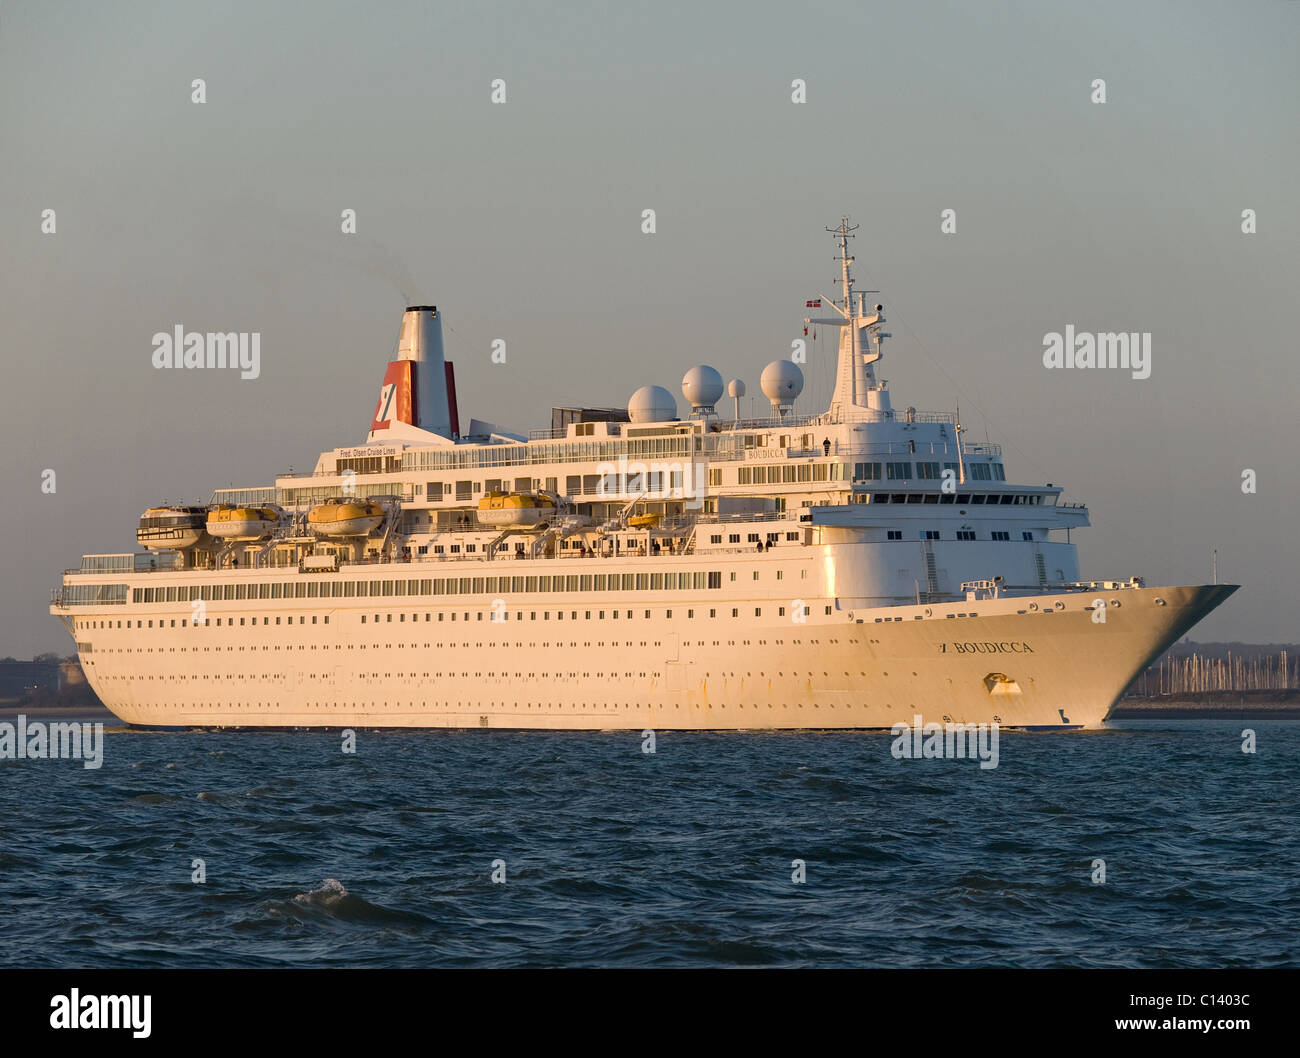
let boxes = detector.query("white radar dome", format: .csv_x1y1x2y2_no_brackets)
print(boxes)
760,360,804,409
727,378,746,398
682,365,724,414
627,385,678,423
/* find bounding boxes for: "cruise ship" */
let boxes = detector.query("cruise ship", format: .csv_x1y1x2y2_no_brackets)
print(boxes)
50,220,1236,730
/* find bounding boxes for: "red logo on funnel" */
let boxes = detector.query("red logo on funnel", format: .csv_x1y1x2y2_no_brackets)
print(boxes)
371,361,416,432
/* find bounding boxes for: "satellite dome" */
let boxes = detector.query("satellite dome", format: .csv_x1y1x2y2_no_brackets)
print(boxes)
627,385,678,423
760,360,804,411
727,378,746,398
682,365,724,415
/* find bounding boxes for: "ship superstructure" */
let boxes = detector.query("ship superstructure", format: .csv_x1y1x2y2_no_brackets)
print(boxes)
51,220,1236,729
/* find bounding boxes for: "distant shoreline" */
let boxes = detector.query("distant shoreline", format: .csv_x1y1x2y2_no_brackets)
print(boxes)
1112,689,1300,720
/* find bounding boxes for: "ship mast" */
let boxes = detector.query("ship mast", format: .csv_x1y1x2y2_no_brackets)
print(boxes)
805,217,891,421
837,219,862,410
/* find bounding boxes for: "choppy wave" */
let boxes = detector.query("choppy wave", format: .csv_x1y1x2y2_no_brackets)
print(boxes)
0,720,1296,967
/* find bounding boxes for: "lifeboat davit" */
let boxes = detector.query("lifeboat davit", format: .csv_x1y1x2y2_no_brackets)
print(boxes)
137,505,209,550
307,497,384,537
206,504,282,540
476,491,556,527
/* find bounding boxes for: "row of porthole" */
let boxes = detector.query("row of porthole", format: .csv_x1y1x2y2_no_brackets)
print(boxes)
101,669,882,685
126,700,865,711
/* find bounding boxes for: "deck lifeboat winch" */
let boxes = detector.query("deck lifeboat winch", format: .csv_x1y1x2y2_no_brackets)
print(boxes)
206,504,283,540
307,497,385,537
136,505,209,550
476,491,556,528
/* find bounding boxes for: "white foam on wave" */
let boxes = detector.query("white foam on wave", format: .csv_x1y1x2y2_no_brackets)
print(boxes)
293,878,348,906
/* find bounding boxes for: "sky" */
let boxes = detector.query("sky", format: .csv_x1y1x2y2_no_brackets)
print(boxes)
1,0,1297,655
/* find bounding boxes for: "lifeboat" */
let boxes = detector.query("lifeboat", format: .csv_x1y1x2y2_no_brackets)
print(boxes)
206,504,282,540
476,491,556,527
137,505,209,550
627,513,661,529
307,497,384,537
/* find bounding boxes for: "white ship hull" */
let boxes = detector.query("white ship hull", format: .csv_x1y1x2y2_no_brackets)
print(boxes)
62,577,1233,731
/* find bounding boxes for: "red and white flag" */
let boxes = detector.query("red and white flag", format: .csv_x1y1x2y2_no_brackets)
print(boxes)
805,299,821,308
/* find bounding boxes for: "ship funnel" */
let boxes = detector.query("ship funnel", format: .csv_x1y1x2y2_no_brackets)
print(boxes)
369,306,456,440
396,306,452,436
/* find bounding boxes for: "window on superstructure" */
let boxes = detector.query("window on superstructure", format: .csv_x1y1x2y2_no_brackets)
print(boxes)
992,531,1010,541
957,531,976,541
1023,531,1034,541
992,464,1006,480
922,531,940,540
886,462,912,480
887,530,903,541
917,462,940,479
